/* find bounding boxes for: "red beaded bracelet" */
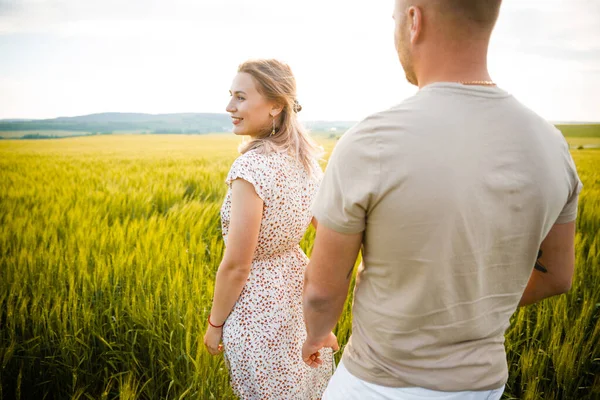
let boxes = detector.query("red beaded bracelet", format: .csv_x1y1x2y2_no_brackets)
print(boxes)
208,314,225,328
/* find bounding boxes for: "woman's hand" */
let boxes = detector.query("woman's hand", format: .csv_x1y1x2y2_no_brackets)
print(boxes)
204,325,224,355
302,331,339,368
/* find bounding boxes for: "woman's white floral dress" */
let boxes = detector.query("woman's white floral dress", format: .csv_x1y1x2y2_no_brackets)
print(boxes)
220,149,333,399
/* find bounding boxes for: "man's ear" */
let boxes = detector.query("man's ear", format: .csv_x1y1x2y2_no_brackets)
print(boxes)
408,6,423,44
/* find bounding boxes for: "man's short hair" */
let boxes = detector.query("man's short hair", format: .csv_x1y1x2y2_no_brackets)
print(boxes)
434,0,503,31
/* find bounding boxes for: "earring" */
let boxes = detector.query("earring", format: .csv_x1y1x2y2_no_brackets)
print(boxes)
270,116,276,136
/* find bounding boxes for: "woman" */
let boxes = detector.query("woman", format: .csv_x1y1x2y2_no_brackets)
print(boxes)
203,59,337,399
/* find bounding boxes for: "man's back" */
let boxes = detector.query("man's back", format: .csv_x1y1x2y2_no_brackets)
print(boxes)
312,82,581,391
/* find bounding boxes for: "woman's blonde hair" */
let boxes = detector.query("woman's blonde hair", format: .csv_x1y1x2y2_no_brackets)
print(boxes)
237,59,323,172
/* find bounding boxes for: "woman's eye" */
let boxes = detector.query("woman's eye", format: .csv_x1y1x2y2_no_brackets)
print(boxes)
237,96,245,101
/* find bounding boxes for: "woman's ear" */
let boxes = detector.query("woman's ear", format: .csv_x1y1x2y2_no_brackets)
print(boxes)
270,104,284,117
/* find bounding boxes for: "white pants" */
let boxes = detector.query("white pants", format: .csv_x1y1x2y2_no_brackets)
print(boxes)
323,361,505,400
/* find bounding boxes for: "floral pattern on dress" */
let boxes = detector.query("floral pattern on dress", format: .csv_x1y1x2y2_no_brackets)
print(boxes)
220,149,333,400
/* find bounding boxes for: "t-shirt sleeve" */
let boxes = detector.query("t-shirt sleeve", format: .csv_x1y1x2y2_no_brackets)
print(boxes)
555,146,583,224
311,123,380,234
225,153,269,202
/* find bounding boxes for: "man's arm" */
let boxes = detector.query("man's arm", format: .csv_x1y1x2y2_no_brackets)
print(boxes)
519,221,576,307
302,224,362,366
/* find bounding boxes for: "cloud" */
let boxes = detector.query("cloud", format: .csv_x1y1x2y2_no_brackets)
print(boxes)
0,0,597,121
0,0,332,36
493,0,600,67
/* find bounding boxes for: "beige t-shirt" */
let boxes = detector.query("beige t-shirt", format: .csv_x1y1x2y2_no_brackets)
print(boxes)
312,83,582,391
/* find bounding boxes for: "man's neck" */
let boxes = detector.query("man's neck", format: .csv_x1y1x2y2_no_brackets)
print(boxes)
417,71,493,89
415,46,492,89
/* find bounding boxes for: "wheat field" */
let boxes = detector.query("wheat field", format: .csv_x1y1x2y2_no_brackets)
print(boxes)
1,134,598,399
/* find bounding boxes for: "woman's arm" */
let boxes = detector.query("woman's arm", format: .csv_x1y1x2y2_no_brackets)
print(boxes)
204,178,263,354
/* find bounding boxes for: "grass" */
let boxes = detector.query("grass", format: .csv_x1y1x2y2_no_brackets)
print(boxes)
566,137,600,149
0,134,598,399
0,130,96,139
555,124,600,139
556,124,600,149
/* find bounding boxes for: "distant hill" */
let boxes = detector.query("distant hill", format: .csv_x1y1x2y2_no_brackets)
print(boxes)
1,113,597,140
555,124,600,138
0,113,360,139
303,120,357,132
0,113,233,135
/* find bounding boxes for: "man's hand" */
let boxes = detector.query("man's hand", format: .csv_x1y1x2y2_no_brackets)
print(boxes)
302,332,339,368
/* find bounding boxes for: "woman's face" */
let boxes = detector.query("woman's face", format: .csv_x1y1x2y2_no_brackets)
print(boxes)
226,72,275,137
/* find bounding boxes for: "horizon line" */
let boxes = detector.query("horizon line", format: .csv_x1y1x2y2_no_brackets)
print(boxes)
1,112,599,125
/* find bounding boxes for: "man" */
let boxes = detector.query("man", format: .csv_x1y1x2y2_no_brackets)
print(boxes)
302,1,583,399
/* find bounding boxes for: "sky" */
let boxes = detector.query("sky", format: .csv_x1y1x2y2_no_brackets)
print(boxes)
0,0,599,122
